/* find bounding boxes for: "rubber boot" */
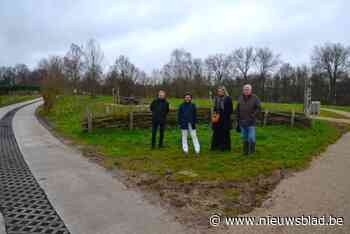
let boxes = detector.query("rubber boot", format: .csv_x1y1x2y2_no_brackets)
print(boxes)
243,141,249,155
249,142,256,154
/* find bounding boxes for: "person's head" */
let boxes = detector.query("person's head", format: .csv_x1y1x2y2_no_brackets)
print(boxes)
243,84,252,96
158,90,166,99
184,93,192,103
217,87,226,97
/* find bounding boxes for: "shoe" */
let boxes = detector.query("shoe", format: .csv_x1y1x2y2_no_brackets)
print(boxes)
250,142,256,154
243,141,249,155
195,152,200,157
184,151,189,157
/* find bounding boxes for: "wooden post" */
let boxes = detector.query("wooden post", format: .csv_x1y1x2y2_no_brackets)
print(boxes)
291,109,295,127
112,88,116,104
117,88,120,104
129,112,134,130
209,90,213,126
263,109,269,127
86,107,93,133
106,105,110,114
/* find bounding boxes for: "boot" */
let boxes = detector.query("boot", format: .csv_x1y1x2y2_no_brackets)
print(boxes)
243,141,249,155
249,142,256,154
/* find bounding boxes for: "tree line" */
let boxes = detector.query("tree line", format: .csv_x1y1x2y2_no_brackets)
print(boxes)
1,39,350,105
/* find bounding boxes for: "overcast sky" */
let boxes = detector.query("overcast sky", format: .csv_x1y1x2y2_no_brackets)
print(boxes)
0,0,349,73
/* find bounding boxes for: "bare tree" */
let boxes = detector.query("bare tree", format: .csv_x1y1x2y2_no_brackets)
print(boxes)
107,55,139,96
255,47,280,99
205,53,232,85
162,49,193,80
162,49,194,96
64,43,84,93
231,47,255,81
83,39,104,97
39,56,65,112
311,42,350,104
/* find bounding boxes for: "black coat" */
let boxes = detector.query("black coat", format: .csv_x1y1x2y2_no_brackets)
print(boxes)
178,102,197,129
150,98,170,124
213,96,233,130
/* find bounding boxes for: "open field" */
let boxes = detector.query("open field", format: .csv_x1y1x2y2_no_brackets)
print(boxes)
37,95,349,224
0,95,39,107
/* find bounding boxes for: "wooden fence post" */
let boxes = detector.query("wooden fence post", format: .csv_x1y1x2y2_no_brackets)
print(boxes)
86,107,93,133
263,109,269,127
291,109,295,127
129,112,134,130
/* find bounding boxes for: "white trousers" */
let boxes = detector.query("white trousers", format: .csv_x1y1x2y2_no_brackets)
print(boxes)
181,123,200,154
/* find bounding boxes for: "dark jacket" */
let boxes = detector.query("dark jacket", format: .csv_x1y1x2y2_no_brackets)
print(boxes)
213,96,234,130
150,98,170,124
178,102,197,129
236,94,261,127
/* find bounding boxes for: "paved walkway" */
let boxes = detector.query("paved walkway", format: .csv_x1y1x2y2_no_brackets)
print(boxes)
3,100,189,234
217,109,350,234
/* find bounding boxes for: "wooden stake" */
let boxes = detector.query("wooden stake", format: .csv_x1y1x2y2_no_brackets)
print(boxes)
129,112,134,130
86,107,93,133
291,109,295,127
263,109,269,127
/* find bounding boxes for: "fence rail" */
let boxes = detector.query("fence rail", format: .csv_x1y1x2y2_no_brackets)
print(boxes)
82,108,312,132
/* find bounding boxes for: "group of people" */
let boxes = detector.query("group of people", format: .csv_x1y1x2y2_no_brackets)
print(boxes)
150,85,261,156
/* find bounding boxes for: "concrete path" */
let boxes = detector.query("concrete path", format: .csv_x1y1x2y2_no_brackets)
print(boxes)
11,101,189,234
216,115,350,233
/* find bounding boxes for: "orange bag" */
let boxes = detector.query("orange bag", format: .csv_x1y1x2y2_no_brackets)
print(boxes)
211,112,220,124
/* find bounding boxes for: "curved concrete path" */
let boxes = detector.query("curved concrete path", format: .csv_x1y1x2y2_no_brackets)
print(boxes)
217,111,350,234
10,101,189,234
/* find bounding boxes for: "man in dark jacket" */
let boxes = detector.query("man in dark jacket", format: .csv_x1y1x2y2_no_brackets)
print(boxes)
178,93,200,156
211,87,234,151
236,84,261,155
150,90,170,149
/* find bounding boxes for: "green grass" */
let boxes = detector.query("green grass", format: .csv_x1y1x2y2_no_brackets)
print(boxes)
323,105,350,113
40,95,345,183
0,95,39,107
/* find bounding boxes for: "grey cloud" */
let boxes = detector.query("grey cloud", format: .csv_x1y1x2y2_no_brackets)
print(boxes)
0,0,349,72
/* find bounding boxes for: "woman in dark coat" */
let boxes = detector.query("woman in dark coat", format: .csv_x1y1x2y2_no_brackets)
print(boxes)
211,87,233,151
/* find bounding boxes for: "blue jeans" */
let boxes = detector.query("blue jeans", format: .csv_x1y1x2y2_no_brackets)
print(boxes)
240,126,256,143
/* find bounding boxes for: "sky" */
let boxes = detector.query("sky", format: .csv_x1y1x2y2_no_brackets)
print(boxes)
0,0,349,73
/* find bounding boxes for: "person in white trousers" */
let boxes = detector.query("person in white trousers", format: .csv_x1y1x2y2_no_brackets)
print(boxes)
178,93,200,156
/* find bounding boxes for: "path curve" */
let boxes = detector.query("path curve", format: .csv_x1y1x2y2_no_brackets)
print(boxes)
216,114,350,233
9,101,189,234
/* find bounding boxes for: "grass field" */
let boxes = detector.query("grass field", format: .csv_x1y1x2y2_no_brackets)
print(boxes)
0,95,39,107
39,95,348,220
40,95,344,182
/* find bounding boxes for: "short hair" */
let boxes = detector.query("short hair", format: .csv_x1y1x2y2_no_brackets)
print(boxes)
243,84,252,90
158,90,166,94
184,92,192,98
